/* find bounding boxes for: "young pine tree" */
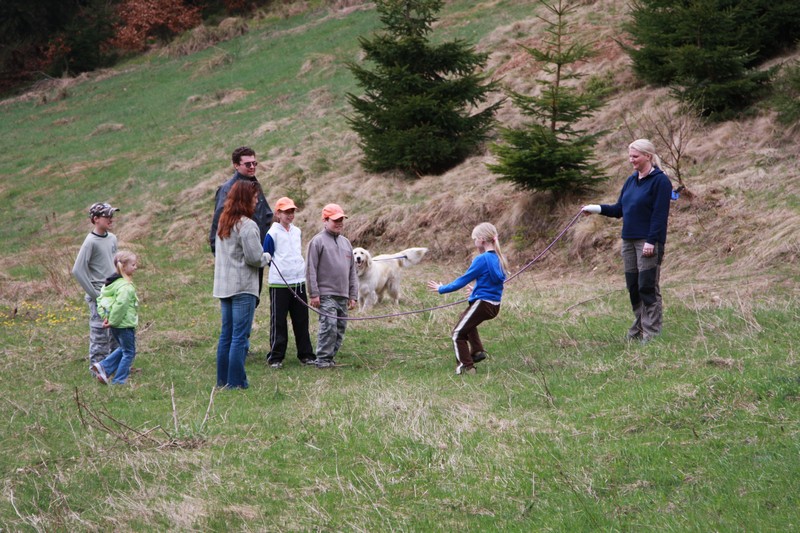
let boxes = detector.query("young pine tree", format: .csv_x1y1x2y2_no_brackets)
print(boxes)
488,0,607,197
346,0,502,176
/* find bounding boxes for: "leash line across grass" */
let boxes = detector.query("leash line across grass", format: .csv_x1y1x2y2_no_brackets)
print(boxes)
271,210,584,321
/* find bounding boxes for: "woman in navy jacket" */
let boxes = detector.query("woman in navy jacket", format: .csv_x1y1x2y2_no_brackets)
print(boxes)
583,139,672,342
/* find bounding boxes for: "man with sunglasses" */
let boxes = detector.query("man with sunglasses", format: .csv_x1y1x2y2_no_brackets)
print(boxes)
73,202,120,369
209,146,273,298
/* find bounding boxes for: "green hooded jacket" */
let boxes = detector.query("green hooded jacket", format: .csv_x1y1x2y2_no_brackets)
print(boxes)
96,275,139,329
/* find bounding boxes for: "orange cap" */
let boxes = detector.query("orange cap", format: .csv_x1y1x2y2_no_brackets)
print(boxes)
274,197,297,212
322,203,347,221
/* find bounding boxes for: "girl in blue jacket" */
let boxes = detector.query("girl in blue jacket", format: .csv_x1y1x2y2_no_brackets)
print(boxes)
428,223,509,375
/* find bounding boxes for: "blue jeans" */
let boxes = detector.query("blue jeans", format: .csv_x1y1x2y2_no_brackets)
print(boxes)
217,294,257,389
100,327,136,384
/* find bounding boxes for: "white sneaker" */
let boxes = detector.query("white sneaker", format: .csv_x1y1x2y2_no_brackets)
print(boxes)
91,362,108,385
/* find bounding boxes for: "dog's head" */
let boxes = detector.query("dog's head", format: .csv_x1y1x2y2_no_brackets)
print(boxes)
352,247,372,275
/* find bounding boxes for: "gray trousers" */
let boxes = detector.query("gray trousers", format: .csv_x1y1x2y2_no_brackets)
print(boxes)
621,240,664,339
86,294,118,365
315,296,348,362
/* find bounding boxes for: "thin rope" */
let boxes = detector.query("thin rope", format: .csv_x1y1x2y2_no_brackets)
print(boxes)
505,210,583,283
270,209,584,321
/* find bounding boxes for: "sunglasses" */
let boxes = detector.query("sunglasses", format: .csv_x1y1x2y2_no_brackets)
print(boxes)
240,161,258,168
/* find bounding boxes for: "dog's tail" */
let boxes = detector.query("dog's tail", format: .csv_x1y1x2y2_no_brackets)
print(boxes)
372,247,428,267
396,247,428,267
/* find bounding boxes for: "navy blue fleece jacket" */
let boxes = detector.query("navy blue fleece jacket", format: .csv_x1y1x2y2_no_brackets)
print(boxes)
601,167,672,244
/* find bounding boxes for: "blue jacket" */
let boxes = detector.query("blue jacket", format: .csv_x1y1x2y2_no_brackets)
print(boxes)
438,251,505,303
601,167,672,244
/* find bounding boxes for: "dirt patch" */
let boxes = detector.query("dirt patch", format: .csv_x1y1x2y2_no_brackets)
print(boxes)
254,117,293,138
298,53,336,77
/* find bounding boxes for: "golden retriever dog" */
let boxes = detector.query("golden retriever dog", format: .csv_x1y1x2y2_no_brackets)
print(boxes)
353,247,428,310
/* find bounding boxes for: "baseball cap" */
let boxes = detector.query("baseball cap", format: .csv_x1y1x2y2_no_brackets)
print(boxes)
322,203,347,221
88,202,120,219
274,197,297,212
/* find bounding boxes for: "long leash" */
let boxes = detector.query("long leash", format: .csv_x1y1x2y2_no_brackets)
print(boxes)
505,210,583,283
271,209,584,321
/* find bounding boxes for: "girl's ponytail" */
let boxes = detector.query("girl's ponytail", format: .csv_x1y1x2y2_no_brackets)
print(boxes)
114,251,137,282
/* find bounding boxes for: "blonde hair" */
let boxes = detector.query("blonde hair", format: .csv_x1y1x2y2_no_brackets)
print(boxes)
629,138,662,168
471,222,509,275
114,251,137,282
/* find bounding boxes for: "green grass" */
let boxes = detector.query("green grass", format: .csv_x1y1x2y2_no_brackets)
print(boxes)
1,0,799,530
2,274,799,530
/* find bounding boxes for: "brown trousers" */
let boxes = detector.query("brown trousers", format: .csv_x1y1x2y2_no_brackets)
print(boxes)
451,300,500,373
621,239,664,339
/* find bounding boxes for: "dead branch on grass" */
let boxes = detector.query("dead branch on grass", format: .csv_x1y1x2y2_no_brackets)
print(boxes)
200,386,217,432
523,353,556,408
74,387,205,450
171,381,179,434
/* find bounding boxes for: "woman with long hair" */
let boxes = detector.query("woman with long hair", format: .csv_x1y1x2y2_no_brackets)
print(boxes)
213,180,272,388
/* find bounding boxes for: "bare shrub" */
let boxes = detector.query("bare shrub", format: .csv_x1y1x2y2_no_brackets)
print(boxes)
621,100,702,193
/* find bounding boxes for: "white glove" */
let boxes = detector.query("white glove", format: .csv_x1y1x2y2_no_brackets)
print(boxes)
262,252,272,264
582,204,601,214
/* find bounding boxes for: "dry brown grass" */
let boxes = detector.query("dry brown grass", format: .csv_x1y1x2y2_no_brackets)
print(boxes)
0,68,134,108
294,0,800,289
298,54,337,78
186,88,253,109
4,0,795,310
163,18,250,59
88,123,125,136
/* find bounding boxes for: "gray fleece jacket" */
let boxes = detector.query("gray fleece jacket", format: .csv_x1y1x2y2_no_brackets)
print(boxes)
305,228,358,300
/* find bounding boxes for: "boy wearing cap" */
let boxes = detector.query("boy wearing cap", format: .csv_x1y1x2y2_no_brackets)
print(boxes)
262,197,315,368
72,202,120,367
305,204,359,368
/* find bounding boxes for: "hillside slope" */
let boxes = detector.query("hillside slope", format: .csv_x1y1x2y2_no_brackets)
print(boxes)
0,0,797,304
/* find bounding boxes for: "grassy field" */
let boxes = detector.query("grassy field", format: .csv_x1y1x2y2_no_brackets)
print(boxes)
1,0,799,530
2,267,799,530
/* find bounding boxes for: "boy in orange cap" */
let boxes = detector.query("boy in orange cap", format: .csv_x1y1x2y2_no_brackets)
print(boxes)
262,197,315,368
305,204,359,368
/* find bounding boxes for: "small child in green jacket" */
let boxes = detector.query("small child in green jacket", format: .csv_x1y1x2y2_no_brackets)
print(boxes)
92,251,140,385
